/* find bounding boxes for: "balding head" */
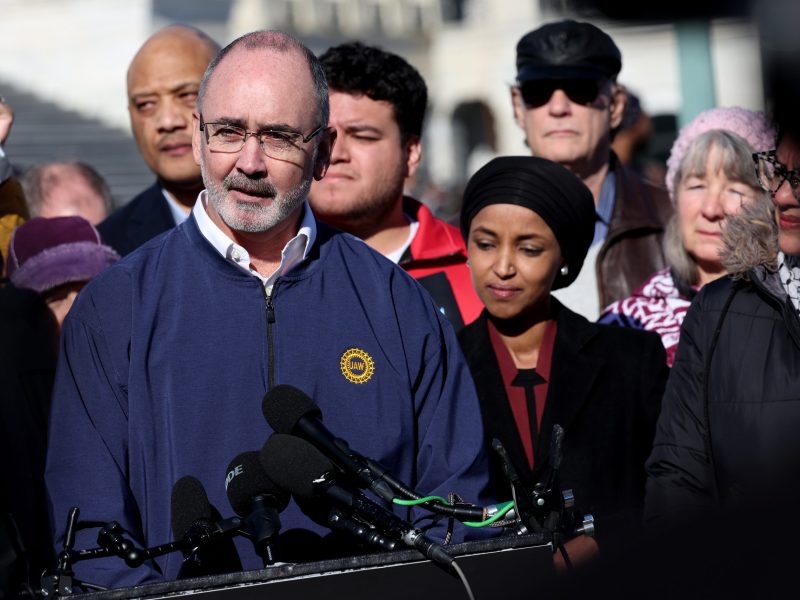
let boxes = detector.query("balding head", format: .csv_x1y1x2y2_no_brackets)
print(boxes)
197,30,328,128
22,161,112,225
127,25,220,206
127,26,219,92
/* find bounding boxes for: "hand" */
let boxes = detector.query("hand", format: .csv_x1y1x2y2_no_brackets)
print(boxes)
0,96,14,146
553,534,599,573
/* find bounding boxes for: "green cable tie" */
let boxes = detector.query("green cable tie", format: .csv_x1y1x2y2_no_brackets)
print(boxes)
463,501,515,527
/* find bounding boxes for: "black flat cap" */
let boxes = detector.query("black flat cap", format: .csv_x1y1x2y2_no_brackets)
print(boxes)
516,19,621,82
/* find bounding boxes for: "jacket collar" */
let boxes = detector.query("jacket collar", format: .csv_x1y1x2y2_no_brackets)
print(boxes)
401,196,466,263
181,206,335,285
606,153,669,239
127,182,176,241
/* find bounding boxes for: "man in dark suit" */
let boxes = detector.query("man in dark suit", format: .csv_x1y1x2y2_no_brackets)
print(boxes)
98,25,220,256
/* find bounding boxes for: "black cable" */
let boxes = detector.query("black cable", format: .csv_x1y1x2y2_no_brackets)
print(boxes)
373,467,486,521
556,539,573,572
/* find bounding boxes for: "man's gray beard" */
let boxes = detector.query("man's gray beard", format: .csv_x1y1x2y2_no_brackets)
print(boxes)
204,170,310,234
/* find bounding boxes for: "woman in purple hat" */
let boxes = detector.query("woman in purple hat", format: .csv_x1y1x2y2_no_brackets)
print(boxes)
6,215,119,329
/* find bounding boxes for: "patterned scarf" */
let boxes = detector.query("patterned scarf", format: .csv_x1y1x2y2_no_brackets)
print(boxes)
778,251,800,314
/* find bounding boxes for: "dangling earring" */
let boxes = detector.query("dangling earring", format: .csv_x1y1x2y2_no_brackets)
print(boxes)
560,264,569,277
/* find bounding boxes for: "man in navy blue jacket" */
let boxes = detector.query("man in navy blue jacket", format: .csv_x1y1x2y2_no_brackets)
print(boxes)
45,30,492,590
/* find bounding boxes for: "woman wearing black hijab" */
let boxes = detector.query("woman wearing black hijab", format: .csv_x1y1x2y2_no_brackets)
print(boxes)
458,156,668,558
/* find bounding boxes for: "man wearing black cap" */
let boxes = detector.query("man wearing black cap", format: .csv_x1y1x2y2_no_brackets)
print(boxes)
511,19,672,318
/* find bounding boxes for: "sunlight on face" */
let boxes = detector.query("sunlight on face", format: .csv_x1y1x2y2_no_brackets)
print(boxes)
677,148,759,282
467,203,563,322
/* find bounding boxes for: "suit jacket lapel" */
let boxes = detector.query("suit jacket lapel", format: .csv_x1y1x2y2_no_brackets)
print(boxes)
128,183,176,247
534,301,603,480
459,312,534,487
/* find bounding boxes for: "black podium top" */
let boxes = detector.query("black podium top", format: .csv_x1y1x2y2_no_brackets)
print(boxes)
75,533,554,600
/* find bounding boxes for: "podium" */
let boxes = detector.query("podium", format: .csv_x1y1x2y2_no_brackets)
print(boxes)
79,533,554,599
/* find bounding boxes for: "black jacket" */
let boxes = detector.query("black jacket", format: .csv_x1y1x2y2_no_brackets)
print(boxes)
97,182,176,256
645,270,800,525
0,286,58,595
458,301,667,541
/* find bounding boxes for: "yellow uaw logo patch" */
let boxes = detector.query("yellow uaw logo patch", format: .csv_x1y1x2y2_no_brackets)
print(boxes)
340,347,375,384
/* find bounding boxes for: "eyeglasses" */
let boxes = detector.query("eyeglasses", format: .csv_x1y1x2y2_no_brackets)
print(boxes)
753,150,800,196
518,79,603,108
199,114,324,160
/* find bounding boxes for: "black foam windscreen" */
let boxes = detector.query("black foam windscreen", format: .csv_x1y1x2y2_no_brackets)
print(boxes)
260,433,334,500
225,451,290,516
261,384,321,434
171,475,213,540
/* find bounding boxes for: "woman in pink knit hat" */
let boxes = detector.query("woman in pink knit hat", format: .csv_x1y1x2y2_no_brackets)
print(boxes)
599,107,775,366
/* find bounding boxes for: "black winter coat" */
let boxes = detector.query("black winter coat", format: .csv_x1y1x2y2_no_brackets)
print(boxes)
645,268,800,524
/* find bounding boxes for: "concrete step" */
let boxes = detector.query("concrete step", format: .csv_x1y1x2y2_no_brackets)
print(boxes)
1,80,154,209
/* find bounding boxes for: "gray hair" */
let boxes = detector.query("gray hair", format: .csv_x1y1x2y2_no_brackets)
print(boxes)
22,161,113,217
197,30,329,128
665,129,764,287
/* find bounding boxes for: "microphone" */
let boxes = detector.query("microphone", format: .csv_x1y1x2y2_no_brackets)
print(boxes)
261,385,487,522
262,385,396,502
171,476,243,577
293,494,400,553
225,451,289,566
260,433,454,567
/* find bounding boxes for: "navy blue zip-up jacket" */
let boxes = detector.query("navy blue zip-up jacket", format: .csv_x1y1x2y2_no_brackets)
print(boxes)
45,213,492,589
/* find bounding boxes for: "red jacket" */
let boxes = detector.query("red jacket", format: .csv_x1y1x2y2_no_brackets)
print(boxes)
400,197,482,330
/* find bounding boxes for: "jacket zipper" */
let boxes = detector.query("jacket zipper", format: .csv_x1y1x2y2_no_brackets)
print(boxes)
263,282,278,391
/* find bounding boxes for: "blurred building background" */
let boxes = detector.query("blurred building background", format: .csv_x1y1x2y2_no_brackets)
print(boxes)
0,0,768,214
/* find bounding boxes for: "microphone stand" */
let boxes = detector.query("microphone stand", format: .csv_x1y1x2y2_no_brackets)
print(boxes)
39,507,244,597
40,507,112,597
492,424,595,544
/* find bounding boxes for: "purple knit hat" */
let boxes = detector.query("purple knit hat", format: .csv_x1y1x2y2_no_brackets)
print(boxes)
7,216,119,294
665,106,776,200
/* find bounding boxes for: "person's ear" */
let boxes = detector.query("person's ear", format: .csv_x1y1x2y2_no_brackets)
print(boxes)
192,112,202,166
511,85,527,130
404,135,422,179
313,127,337,180
609,83,627,130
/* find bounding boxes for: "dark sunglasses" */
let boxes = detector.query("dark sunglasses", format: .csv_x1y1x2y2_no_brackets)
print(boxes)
519,79,603,108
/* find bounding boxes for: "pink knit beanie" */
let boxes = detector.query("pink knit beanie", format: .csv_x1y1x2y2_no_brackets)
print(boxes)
665,106,776,199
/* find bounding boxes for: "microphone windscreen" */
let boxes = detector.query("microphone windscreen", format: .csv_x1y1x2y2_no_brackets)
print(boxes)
260,434,335,500
262,384,322,434
225,451,290,516
171,475,213,540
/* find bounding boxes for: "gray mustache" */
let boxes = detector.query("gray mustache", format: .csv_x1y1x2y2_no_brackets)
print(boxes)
224,173,277,197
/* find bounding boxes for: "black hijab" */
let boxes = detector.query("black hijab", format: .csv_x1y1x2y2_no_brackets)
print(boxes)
460,156,596,289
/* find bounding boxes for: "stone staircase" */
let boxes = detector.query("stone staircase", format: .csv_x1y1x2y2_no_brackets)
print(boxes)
1,80,154,209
